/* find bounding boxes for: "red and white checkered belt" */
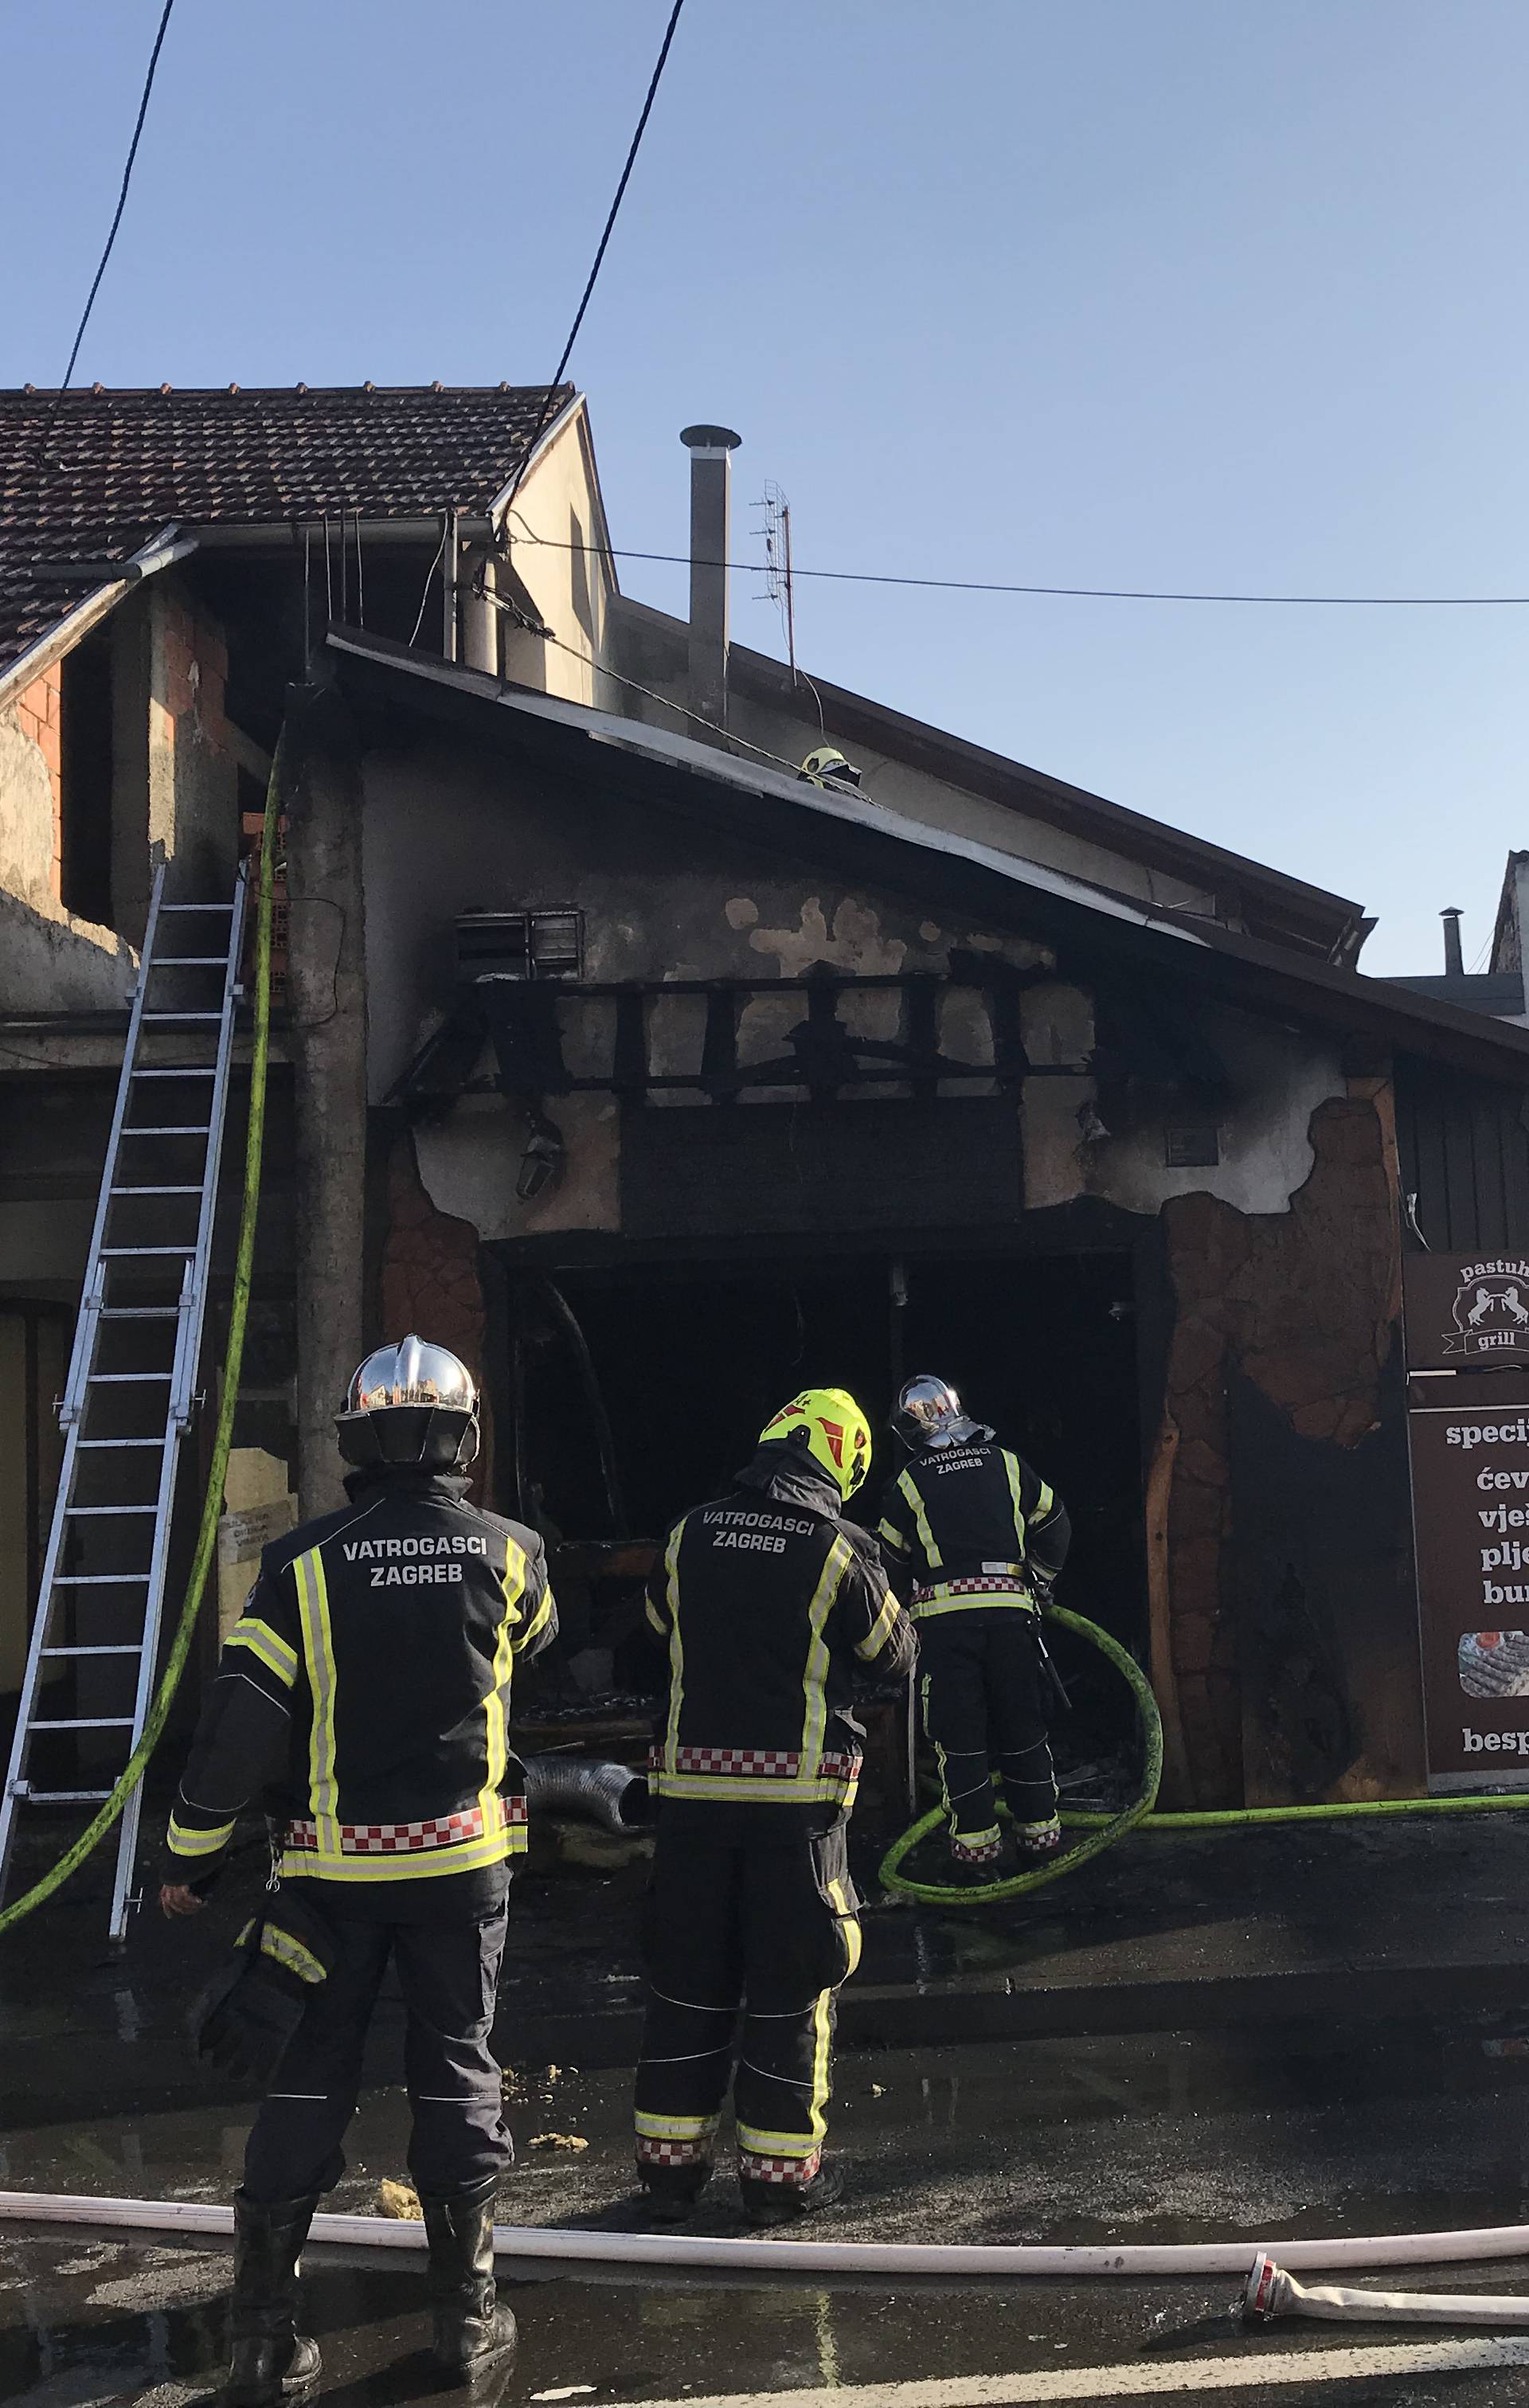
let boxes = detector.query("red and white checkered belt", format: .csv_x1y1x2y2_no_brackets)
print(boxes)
284,1796,528,1855
913,1575,1035,1604
648,1745,862,1780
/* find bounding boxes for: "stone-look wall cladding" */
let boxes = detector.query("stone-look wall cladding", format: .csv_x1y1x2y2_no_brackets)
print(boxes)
379,1133,492,1506
11,666,63,892
1154,1078,1413,1807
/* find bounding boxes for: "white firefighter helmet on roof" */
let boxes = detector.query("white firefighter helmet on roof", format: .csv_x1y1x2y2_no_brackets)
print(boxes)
798,745,862,789
334,1334,479,1472
892,1374,991,1451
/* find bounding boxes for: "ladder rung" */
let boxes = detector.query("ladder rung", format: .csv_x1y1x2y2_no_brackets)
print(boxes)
161,901,235,911
153,956,229,967
110,1186,202,1195
100,1308,180,1320
42,1645,143,1657
142,1010,221,1022
120,1126,212,1137
28,1717,135,1731
88,1371,174,1382
76,1438,164,1450
131,1067,217,1079
52,1574,151,1585
14,1788,115,1804
99,1245,195,1257
65,1504,159,1516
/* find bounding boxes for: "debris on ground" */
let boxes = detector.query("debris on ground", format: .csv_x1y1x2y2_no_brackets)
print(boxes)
374,2179,423,2218
530,2132,589,2152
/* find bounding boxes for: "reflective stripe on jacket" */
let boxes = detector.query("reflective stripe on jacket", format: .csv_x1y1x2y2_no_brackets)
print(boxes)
876,1442,1069,1620
645,1456,915,1812
166,1470,556,1886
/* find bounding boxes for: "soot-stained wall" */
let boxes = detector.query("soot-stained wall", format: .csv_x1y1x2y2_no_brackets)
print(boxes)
354,722,1418,1805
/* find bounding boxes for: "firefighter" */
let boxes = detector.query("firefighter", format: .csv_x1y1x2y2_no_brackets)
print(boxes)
159,1335,554,2406
878,1374,1070,1874
635,1386,915,2225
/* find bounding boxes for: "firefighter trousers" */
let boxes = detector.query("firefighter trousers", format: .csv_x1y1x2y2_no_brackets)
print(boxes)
919,1609,1058,1863
242,1900,510,2207
635,1811,862,2191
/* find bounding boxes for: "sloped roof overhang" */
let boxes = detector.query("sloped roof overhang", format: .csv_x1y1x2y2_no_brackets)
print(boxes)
324,626,1529,1088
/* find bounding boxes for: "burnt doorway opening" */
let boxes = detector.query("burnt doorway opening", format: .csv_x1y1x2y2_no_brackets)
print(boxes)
498,1248,1145,1758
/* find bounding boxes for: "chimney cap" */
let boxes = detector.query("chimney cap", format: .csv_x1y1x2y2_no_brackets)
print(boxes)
1441,905,1464,917
681,424,742,453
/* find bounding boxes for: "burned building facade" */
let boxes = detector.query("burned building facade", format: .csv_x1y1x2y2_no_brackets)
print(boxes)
6,385,1529,1828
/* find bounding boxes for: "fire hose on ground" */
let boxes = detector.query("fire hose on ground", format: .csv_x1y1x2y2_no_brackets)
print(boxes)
878,1602,1529,1906
7,2190,1529,2315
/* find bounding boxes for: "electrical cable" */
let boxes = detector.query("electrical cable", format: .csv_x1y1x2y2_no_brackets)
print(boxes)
33,0,178,482
486,592,819,782
0,725,283,1938
407,517,450,648
506,531,1529,610
497,0,687,531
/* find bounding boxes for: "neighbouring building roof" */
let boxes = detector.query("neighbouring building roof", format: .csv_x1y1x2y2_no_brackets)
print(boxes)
0,381,573,683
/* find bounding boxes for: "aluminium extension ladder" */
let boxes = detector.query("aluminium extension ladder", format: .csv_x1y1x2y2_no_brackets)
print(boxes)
0,861,249,1939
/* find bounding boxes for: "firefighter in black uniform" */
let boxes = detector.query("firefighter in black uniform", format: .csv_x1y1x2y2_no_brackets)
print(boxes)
159,1335,554,2406
878,1374,1070,1873
635,1386,915,2225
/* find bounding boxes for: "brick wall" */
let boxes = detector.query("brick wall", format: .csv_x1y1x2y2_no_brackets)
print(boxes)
379,1132,494,1503
154,592,231,749
12,665,62,898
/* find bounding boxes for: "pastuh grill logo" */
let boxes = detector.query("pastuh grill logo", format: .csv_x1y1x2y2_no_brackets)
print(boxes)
1445,1260,1529,1358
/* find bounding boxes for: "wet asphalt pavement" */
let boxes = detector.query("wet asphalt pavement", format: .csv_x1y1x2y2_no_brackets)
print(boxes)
10,2015,1529,2406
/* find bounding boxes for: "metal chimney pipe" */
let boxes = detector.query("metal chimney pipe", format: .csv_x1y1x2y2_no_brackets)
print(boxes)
680,424,741,733
1441,908,1464,976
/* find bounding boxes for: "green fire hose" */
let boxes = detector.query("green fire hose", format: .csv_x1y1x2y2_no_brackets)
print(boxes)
0,732,284,1938
880,1602,1529,1906
879,1605,1165,1905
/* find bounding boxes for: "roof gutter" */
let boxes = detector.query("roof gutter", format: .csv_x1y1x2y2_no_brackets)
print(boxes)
0,524,196,713
189,517,491,552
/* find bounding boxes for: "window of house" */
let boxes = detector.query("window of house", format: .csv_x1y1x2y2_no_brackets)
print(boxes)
58,624,115,925
1165,1122,1221,1168
456,909,585,983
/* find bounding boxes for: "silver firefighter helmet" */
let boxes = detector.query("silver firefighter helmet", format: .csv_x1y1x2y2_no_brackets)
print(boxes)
334,1334,479,1473
892,1373,990,1451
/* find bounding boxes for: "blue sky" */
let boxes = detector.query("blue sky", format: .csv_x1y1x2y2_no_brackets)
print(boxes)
5,0,1526,972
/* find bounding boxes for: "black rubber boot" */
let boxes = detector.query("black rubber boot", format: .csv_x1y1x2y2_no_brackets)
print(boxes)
226,2189,323,2407
740,2160,845,2228
638,2162,711,2226
422,2177,518,2381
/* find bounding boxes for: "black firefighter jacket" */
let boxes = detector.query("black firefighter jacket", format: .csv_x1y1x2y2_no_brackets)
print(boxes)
165,1468,555,1902
877,1440,1070,1620
645,1448,917,1832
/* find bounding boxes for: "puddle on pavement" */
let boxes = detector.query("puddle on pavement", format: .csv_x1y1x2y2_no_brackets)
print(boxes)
8,2014,1529,2402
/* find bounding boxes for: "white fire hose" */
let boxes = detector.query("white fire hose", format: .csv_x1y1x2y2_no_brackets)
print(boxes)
1242,2250,1529,2328
7,2191,1529,2289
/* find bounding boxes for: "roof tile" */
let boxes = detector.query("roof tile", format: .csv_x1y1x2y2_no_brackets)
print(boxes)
0,381,572,679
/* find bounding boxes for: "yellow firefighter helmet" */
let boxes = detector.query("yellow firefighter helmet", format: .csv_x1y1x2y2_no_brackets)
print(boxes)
758,1386,873,1501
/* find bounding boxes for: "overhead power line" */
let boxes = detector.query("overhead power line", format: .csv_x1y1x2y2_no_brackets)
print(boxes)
497,0,687,528
36,0,178,478
510,531,1529,609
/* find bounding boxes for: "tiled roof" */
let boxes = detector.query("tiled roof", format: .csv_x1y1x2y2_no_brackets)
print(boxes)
0,381,573,683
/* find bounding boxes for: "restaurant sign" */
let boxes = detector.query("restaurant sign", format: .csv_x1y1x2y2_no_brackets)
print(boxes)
1404,1251,1529,1373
